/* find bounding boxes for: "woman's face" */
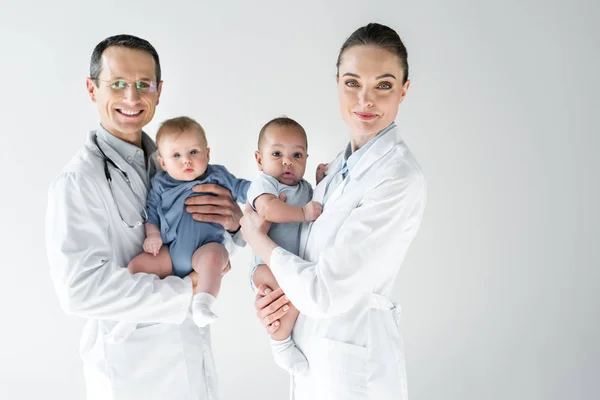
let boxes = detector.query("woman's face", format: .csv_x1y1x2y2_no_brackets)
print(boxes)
337,45,409,138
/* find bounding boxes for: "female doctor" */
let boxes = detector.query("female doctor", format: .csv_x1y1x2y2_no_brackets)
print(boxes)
241,23,427,399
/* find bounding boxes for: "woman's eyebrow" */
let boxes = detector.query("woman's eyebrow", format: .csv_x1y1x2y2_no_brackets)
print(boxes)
342,72,397,80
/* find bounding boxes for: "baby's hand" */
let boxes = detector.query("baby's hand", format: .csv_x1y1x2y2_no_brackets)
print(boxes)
143,234,163,256
302,201,323,222
316,163,328,184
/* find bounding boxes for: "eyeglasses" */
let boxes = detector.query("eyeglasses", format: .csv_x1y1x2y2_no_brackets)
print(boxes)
95,78,158,94
93,135,149,228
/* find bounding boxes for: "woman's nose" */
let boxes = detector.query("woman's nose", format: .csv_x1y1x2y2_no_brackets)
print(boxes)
358,89,374,107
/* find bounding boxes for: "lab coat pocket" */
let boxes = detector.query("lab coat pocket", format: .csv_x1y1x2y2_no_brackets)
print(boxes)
103,323,190,399
312,337,368,399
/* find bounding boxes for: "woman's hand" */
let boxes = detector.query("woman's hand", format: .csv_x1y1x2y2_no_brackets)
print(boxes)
316,163,328,184
240,202,271,247
185,183,243,232
254,284,291,334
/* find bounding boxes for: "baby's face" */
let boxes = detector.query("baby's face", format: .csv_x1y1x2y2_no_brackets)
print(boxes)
256,125,308,186
158,129,209,181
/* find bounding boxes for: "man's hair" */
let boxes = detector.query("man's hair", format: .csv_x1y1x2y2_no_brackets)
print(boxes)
257,116,307,150
90,34,161,83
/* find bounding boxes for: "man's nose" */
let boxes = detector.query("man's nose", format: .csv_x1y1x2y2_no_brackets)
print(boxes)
122,84,141,102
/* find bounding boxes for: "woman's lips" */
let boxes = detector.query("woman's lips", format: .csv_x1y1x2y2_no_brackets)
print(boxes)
355,112,378,121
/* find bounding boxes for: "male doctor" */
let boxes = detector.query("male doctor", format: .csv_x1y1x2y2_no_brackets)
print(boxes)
45,34,243,400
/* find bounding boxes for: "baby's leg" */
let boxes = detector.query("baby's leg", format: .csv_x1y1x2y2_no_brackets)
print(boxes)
190,242,229,327
254,264,307,374
127,245,173,278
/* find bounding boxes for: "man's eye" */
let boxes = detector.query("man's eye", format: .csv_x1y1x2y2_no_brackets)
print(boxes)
111,80,127,89
136,82,150,89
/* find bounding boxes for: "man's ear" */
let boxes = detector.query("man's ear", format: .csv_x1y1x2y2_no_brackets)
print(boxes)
85,78,97,102
156,80,163,106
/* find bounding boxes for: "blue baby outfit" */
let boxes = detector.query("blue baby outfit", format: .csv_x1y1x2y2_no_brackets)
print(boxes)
147,164,251,277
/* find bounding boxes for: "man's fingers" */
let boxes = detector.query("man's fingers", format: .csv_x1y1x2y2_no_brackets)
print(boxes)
191,213,230,225
190,183,233,198
186,204,233,215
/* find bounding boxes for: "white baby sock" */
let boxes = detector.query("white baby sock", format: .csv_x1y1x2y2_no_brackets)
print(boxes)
270,336,309,374
192,292,218,327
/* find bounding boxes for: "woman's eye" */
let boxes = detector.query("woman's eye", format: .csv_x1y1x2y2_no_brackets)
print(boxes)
378,82,392,90
345,80,359,87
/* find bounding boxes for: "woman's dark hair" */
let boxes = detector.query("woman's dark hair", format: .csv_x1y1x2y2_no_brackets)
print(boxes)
336,23,409,83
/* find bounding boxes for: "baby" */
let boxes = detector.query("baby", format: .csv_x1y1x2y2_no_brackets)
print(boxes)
248,117,325,374
129,116,251,328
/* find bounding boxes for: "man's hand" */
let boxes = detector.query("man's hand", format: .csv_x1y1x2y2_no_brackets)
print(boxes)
185,183,243,232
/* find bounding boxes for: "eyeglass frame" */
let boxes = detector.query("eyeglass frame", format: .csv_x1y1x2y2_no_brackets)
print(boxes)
93,78,159,94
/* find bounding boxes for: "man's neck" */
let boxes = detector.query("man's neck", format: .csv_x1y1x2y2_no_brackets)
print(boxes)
102,124,143,148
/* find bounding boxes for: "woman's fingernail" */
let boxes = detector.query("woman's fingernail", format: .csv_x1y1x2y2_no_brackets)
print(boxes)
274,321,279,327
283,305,289,311
264,288,272,294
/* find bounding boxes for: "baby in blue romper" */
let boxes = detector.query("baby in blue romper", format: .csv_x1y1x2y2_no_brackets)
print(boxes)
248,117,326,374
128,116,251,327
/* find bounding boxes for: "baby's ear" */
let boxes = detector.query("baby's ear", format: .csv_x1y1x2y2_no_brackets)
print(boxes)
254,151,263,171
157,155,166,171
206,147,211,162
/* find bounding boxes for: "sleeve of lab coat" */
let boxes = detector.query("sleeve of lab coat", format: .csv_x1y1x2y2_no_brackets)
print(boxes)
269,172,426,318
46,172,192,323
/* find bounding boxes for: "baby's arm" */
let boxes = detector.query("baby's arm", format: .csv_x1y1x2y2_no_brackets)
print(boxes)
143,222,163,256
254,194,322,223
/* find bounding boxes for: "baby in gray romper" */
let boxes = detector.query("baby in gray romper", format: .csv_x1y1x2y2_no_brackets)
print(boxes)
248,117,326,374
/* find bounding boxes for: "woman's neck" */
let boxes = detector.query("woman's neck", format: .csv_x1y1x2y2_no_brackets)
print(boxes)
350,131,378,153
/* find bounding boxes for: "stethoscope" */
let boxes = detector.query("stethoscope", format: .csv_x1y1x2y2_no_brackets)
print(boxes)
93,134,149,228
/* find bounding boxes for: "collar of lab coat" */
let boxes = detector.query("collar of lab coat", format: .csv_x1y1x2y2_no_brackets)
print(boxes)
344,123,403,180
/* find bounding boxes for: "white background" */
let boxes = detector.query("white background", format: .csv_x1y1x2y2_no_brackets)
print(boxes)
1,0,599,399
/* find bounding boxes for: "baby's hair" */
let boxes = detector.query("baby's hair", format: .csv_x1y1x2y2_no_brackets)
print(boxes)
257,116,307,150
156,116,207,149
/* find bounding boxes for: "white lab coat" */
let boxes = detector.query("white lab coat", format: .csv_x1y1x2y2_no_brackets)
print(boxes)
46,130,222,400
269,125,426,400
